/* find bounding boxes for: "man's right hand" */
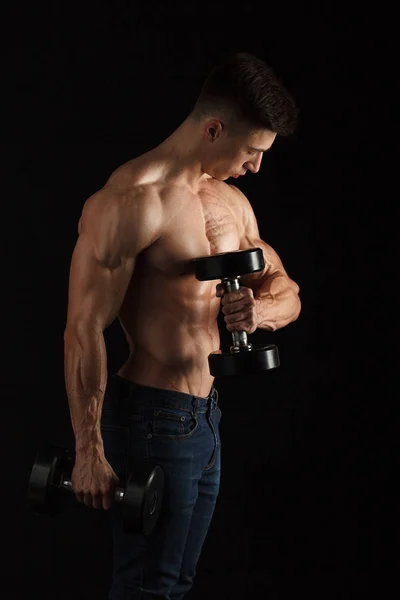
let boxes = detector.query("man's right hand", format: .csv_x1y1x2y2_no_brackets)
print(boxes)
71,453,120,510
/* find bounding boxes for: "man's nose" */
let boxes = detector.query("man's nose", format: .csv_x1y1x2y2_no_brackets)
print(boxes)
245,153,263,174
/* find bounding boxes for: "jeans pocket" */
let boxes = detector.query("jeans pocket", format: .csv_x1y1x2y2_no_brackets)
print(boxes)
153,408,198,439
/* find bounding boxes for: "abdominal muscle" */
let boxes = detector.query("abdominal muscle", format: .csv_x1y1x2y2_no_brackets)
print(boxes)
117,264,221,398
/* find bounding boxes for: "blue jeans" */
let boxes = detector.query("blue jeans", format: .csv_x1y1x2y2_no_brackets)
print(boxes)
100,374,222,600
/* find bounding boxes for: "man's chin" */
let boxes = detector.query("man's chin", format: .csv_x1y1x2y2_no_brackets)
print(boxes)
209,175,228,182
204,171,232,182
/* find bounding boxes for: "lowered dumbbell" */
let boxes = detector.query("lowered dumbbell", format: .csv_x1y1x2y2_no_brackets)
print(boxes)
192,247,280,377
28,445,164,535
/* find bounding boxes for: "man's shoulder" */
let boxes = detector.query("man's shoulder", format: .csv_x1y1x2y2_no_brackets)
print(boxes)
224,181,246,201
213,181,251,220
81,173,163,232
105,152,160,191
225,182,254,212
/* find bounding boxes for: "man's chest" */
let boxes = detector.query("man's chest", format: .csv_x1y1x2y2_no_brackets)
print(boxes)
144,184,244,276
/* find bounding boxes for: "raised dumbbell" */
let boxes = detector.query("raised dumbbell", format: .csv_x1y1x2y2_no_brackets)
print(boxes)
28,445,164,535
192,247,280,377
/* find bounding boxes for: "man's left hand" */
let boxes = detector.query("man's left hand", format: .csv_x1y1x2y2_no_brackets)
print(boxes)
216,284,258,334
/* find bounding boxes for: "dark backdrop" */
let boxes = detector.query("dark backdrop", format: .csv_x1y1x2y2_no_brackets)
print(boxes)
1,2,394,599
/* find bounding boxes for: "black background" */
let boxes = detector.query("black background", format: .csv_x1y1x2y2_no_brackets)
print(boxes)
1,2,395,599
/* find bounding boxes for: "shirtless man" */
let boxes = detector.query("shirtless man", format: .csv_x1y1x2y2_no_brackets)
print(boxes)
64,52,301,599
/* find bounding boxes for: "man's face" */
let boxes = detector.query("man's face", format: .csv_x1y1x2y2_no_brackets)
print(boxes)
203,126,277,181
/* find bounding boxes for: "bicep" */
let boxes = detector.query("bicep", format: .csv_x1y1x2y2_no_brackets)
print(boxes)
239,237,290,291
235,188,293,289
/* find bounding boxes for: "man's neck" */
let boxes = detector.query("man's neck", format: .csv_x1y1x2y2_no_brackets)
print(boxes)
154,118,211,190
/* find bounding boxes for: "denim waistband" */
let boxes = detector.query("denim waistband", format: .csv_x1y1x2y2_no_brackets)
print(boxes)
111,373,219,413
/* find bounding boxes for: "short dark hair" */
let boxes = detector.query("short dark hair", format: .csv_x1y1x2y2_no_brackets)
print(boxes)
192,52,298,136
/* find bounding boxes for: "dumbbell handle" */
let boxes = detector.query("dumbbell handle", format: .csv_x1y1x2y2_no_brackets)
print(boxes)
60,475,125,503
222,276,253,353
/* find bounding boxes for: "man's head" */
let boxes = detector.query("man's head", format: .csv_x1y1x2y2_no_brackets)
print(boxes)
190,52,298,181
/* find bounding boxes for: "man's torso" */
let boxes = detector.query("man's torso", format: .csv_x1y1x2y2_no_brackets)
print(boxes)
105,153,245,397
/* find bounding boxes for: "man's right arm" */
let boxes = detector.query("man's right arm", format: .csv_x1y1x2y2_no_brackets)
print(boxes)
64,188,163,458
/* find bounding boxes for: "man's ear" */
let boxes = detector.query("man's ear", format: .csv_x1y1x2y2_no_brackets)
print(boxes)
205,120,224,142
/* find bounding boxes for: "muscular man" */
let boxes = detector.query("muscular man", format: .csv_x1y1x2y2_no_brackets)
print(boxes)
64,52,301,599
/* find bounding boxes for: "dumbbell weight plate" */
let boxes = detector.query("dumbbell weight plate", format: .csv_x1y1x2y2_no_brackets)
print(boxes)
208,344,280,377
28,445,71,516
122,463,165,535
192,248,265,281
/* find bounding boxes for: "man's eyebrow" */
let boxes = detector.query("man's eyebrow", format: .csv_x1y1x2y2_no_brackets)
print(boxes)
248,146,270,153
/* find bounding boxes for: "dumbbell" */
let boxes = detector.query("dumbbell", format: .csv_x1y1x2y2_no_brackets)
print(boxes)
192,247,280,377
28,445,164,535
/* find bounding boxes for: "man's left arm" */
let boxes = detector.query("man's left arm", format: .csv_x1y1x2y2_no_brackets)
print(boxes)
217,186,301,333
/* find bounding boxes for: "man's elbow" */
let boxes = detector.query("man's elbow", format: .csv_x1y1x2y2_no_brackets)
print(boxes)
292,293,302,322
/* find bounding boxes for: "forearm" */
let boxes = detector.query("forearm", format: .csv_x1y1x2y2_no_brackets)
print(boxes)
63,324,108,455
254,274,301,332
